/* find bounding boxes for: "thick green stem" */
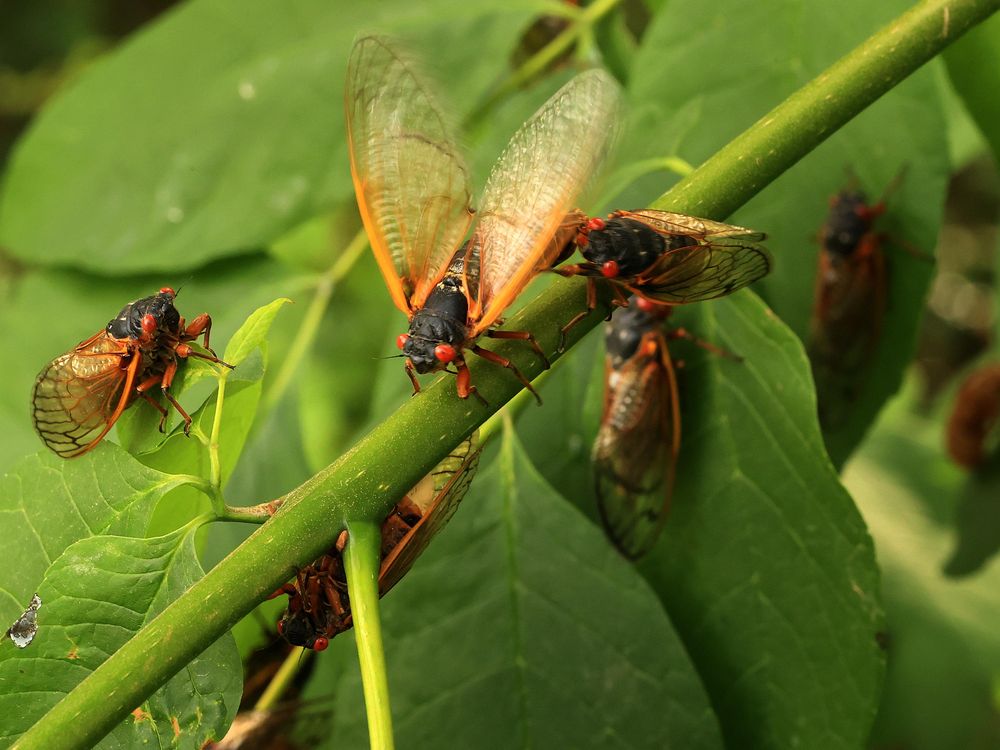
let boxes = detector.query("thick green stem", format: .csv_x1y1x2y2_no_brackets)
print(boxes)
13,0,999,747
344,521,395,750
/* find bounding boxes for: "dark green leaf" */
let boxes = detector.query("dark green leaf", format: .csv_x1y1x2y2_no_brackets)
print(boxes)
321,432,724,749
0,445,190,625
0,526,241,748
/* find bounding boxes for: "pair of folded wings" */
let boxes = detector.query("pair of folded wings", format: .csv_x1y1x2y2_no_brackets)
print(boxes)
346,36,620,334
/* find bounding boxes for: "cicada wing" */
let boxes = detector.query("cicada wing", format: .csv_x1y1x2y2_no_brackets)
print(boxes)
31,332,140,458
635,238,772,304
378,434,482,594
808,249,885,426
346,35,474,313
623,209,767,243
469,70,620,332
593,334,679,559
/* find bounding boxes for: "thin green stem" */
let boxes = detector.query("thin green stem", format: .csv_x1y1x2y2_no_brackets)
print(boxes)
343,521,394,750
14,1,1000,747
265,229,368,411
254,647,310,711
466,0,622,127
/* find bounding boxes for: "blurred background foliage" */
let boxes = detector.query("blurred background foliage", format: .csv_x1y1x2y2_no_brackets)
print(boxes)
0,1,999,748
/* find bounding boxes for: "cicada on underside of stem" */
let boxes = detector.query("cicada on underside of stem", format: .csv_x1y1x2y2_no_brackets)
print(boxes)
272,435,481,651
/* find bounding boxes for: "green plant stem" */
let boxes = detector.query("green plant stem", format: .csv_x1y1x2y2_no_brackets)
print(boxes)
14,1,999,747
466,0,622,127
264,228,368,412
343,521,395,750
254,647,310,711
651,0,997,217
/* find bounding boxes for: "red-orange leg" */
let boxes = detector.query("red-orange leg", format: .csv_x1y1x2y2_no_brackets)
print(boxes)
454,358,487,406
138,392,170,431
404,360,421,395
558,277,599,352
184,313,215,354
486,328,550,369
470,345,541,405
668,328,742,362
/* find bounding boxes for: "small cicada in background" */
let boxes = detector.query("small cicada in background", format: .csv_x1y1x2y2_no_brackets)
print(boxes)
946,363,1000,469
554,209,772,343
346,35,619,402
273,435,481,651
807,173,923,427
593,297,737,559
31,287,232,458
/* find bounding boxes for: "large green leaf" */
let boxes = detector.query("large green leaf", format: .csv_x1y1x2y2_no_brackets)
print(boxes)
320,433,724,749
520,291,885,750
0,0,543,273
0,526,241,748
615,0,949,464
0,445,189,625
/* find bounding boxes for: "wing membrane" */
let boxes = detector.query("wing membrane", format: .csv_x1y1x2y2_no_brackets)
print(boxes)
624,209,766,243
638,240,772,303
379,434,482,593
346,36,473,312
31,332,139,458
469,70,620,331
593,332,679,559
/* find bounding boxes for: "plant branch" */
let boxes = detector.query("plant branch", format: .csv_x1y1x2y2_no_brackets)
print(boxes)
14,0,1000,747
343,521,395,750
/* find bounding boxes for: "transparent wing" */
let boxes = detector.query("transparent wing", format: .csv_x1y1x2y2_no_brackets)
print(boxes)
346,35,474,313
623,209,767,243
636,239,772,304
593,333,678,559
31,332,139,458
469,70,620,331
379,433,481,593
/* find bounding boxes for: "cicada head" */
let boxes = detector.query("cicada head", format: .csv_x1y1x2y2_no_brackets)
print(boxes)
399,283,469,374
106,287,181,342
821,190,872,257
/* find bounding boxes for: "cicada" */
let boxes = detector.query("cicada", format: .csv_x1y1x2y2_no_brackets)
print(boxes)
555,209,771,342
31,287,231,458
346,35,618,402
807,177,917,427
273,435,481,651
947,363,1000,469
593,297,736,558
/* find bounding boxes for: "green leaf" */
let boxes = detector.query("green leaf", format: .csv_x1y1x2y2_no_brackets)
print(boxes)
0,445,189,626
0,0,541,273
845,391,1000,750
0,526,241,748
223,297,291,368
946,13,1000,163
617,0,949,464
321,432,725,749
521,292,885,749
638,294,884,750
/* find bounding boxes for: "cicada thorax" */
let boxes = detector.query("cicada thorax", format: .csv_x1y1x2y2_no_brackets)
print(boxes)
400,245,473,376
578,215,696,280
